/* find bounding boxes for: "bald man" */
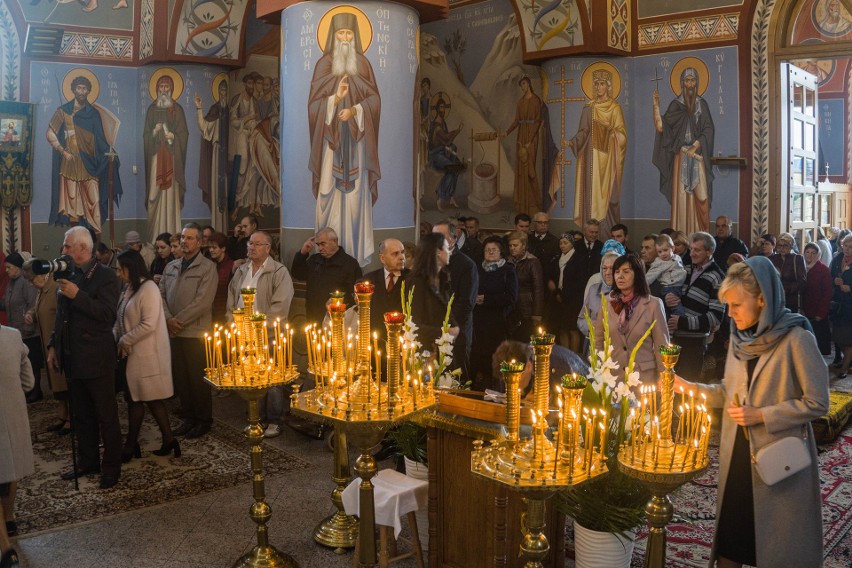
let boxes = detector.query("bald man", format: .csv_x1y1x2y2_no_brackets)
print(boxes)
361,238,409,344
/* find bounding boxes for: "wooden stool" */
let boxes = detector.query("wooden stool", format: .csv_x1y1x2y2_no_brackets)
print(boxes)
343,469,428,568
352,511,425,568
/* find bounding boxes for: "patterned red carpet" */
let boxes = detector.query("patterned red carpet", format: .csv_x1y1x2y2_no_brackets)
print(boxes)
14,400,311,536
566,429,852,567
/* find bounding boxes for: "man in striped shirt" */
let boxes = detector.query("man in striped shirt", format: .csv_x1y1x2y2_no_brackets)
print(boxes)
665,231,725,381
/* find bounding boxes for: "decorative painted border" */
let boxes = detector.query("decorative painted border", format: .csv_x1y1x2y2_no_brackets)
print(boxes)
638,13,739,49
0,0,23,251
750,0,775,242
140,0,155,59
0,0,20,101
846,69,851,185
608,0,630,51
60,32,133,60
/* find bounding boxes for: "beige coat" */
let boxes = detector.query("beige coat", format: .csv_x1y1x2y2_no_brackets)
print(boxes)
33,278,67,393
594,295,670,384
159,254,218,338
117,280,173,401
0,326,34,483
225,258,294,323
695,326,829,567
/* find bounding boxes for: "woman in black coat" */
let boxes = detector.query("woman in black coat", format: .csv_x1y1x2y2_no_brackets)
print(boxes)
546,233,587,354
405,232,459,352
470,236,518,390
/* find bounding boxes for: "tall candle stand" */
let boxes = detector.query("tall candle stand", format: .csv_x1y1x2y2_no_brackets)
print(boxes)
292,285,437,568
203,288,301,568
308,291,359,553
471,332,607,568
617,344,711,568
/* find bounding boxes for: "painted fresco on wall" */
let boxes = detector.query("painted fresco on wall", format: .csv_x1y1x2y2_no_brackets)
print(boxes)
194,72,230,233
794,0,852,42
637,0,743,20
228,59,280,225
651,58,715,235
813,0,852,37
281,1,417,266
143,68,189,243
513,0,584,54
566,62,626,232
20,0,133,30
0,101,35,209
174,0,249,59
633,48,739,228
44,67,124,240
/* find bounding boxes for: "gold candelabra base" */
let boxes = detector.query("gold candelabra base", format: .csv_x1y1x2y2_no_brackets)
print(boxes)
313,425,359,553
204,372,301,568
291,389,434,568
618,446,707,568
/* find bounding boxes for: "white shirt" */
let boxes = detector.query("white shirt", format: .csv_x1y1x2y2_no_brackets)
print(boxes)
237,256,271,308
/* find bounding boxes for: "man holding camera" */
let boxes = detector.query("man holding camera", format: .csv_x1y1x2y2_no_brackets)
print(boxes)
47,226,123,489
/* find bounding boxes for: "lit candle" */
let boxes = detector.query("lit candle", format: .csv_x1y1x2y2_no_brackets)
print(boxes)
567,423,574,479
598,421,607,463
553,416,562,478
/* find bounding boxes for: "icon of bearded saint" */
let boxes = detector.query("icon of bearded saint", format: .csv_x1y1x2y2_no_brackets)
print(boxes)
307,12,381,266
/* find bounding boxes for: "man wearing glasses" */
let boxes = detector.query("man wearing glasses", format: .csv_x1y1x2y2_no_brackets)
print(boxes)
227,231,294,437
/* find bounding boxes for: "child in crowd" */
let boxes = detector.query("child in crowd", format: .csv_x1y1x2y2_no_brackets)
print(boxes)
645,234,687,316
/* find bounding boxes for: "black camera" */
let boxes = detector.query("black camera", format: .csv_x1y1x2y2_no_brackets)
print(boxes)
31,255,77,281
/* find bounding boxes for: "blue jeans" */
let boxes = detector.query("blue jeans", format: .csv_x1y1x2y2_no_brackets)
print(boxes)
659,285,685,317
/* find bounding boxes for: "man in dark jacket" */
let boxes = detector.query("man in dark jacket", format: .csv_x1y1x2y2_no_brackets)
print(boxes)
712,215,749,271
527,212,560,264
292,227,362,325
47,226,122,489
433,220,478,381
362,238,409,342
575,218,604,274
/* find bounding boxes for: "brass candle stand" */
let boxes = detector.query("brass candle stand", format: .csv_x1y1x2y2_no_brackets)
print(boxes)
617,344,711,568
292,286,437,568
203,288,301,568
471,333,607,568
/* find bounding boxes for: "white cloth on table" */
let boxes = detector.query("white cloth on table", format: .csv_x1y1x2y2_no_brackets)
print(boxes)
342,468,428,538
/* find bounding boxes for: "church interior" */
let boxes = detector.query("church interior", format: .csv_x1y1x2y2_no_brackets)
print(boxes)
2,1,852,567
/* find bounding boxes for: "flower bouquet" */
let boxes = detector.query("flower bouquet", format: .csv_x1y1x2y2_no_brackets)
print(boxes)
555,299,654,537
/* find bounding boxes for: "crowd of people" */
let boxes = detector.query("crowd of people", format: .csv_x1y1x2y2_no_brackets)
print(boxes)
0,211,847,567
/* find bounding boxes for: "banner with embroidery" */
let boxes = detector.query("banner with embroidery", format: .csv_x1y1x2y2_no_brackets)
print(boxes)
0,101,35,209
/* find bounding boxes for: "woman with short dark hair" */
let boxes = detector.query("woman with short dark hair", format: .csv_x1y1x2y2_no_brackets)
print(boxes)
593,254,670,386
115,250,179,461
150,232,173,282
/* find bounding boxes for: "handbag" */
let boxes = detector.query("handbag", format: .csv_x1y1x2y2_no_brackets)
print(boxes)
751,429,811,486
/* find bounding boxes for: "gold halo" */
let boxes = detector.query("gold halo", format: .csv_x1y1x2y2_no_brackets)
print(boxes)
148,67,184,101
580,62,621,100
669,57,709,97
211,72,229,100
430,91,451,120
62,68,100,104
317,5,373,54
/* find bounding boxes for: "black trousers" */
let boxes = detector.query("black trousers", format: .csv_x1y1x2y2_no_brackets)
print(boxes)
68,373,122,476
170,337,212,427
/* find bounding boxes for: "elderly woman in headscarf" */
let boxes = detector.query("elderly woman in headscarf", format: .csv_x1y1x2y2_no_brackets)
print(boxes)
676,257,829,567
577,240,623,351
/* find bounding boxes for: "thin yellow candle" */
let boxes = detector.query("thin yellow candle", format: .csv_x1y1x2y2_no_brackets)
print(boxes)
413,378,418,407
598,421,607,462
553,413,563,478
531,411,538,459
567,423,574,478
376,350,382,384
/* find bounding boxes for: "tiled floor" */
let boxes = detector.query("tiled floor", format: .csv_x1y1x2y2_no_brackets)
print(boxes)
11,393,427,568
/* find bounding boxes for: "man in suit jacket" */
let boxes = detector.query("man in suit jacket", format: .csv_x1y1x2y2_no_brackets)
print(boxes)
47,226,123,489
433,220,478,381
528,212,560,264
456,221,483,266
575,218,604,275
362,238,409,343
